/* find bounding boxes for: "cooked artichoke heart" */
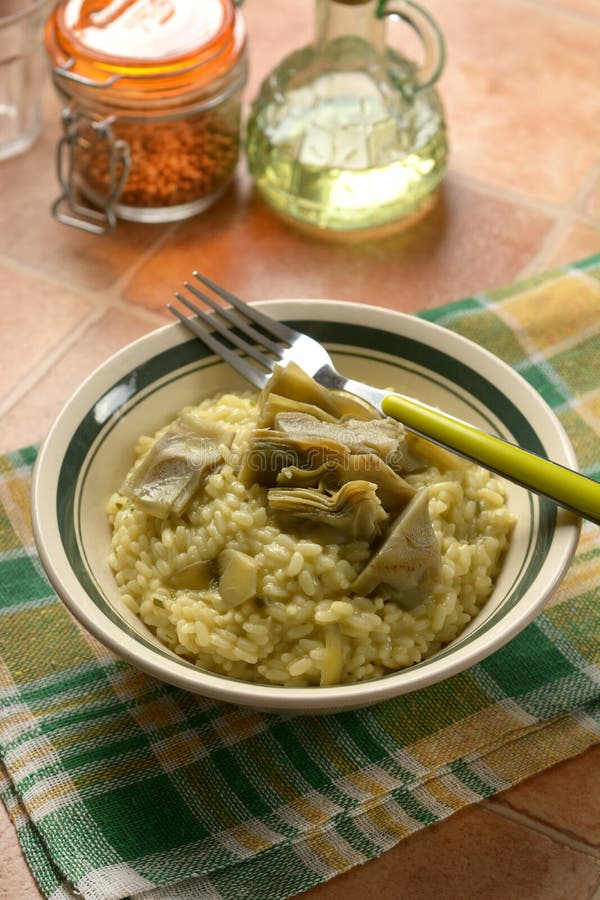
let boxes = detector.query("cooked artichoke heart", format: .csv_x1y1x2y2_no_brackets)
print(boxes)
352,489,441,596
338,454,416,512
218,549,258,608
273,411,423,473
240,430,347,486
258,393,340,428
121,414,233,518
277,454,415,514
262,361,377,421
268,481,387,542
408,433,470,471
168,560,215,591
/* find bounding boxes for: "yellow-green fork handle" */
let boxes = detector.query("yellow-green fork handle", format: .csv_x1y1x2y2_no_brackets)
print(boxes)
382,392,600,525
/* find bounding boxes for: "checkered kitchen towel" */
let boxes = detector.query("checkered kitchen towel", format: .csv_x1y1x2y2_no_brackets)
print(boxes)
1,254,600,900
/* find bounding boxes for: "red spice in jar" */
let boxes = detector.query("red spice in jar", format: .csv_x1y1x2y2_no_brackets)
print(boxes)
73,105,241,211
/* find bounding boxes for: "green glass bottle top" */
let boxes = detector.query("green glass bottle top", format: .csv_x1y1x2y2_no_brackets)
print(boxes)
245,0,448,237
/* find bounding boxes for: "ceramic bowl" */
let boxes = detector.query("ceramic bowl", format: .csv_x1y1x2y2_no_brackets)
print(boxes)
31,300,580,713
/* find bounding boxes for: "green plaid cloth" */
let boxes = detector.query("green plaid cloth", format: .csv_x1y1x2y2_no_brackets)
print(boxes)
1,255,600,900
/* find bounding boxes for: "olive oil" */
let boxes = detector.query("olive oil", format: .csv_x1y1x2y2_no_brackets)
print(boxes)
246,74,447,233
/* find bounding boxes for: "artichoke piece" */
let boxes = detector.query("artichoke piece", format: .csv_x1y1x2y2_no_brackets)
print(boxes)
338,454,416,512
218,549,258,608
240,429,348,486
331,391,379,420
273,411,423,473
268,480,387,543
277,461,339,490
277,454,415,514
408,433,469,472
258,393,339,428
168,560,215,591
262,361,377,421
121,414,233,518
352,489,441,596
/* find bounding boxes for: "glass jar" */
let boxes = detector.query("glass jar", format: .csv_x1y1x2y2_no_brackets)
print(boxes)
45,0,248,233
245,0,447,237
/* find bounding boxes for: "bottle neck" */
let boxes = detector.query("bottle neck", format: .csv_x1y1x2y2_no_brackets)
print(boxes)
315,0,385,55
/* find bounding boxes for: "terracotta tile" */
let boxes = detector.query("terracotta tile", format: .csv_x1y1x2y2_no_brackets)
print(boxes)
423,0,600,204
0,263,92,408
0,804,42,900
0,307,160,453
584,172,600,222
544,0,600,16
300,805,600,900
243,0,312,100
545,222,600,269
0,82,170,292
123,173,552,315
497,745,600,847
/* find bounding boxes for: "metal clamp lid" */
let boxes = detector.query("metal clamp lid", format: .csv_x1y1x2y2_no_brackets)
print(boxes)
52,108,130,235
53,57,122,90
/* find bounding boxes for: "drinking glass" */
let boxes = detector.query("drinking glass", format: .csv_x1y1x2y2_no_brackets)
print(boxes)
0,0,49,161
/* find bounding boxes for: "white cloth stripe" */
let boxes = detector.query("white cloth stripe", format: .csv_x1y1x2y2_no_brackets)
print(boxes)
215,830,253,860
461,756,512,792
468,666,538,725
0,656,118,702
291,837,336,880
0,594,56,617
320,826,367,868
77,863,156,900
573,706,600,737
369,794,425,833
131,875,222,900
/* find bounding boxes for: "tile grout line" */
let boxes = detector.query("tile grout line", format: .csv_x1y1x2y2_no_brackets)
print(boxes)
446,168,564,219
517,215,577,279
0,234,171,328
0,219,180,312
104,219,182,299
484,798,600,861
517,162,600,276
0,253,121,308
110,297,170,328
0,295,171,422
447,156,600,230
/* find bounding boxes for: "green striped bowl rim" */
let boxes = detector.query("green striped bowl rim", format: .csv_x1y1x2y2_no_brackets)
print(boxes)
31,300,580,712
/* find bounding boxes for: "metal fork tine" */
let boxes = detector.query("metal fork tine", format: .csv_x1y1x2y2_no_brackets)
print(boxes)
184,281,284,357
192,271,299,344
175,293,276,372
168,305,269,389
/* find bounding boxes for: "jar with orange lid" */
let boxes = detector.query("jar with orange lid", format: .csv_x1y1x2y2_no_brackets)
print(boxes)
45,0,248,233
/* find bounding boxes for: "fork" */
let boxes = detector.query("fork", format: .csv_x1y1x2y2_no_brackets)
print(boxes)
168,272,600,525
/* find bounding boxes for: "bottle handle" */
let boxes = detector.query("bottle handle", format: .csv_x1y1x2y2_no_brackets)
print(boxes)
377,0,446,93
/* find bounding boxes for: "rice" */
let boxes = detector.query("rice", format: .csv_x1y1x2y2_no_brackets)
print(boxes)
107,391,515,686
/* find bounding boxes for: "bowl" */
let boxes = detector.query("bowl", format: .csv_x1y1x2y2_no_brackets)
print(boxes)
31,299,581,713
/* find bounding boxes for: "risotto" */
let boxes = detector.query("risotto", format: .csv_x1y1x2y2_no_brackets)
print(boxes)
107,365,515,687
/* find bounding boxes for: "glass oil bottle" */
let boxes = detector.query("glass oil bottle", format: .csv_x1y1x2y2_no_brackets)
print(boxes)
245,0,448,237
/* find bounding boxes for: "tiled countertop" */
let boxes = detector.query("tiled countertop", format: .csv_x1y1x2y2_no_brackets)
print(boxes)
1,0,600,897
